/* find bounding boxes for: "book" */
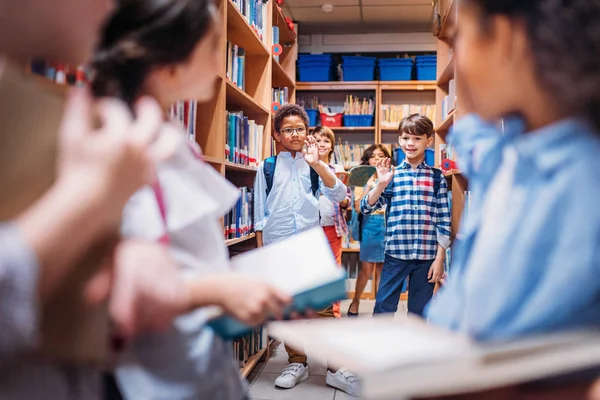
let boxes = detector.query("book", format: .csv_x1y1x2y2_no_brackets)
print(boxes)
0,59,114,365
346,165,377,188
225,110,264,166
169,99,197,143
267,315,600,399
208,227,346,339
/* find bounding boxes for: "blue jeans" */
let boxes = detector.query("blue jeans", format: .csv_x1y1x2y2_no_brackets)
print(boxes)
373,255,435,317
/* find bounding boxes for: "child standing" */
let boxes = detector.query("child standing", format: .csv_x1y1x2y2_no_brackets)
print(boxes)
254,105,358,396
361,114,451,317
348,144,391,317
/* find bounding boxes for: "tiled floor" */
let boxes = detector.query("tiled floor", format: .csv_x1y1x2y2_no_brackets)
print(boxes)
246,299,408,400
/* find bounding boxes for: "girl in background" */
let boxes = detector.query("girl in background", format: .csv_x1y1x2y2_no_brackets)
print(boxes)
347,144,391,317
93,0,289,398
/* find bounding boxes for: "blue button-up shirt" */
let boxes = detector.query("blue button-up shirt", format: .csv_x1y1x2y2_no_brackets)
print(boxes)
360,161,451,260
427,114,600,341
254,152,348,246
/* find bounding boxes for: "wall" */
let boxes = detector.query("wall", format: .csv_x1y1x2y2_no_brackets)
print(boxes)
298,32,436,54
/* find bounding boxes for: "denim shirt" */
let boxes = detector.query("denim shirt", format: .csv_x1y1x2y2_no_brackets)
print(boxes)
426,114,600,341
254,152,348,246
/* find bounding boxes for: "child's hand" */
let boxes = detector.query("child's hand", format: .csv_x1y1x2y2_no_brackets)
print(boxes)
428,259,445,283
217,274,292,326
302,135,320,167
376,158,394,187
57,88,164,228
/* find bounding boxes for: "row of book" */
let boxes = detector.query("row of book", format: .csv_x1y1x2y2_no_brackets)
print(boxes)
343,95,375,115
226,42,246,91
231,0,268,45
441,78,457,118
232,327,268,368
439,143,455,166
170,100,197,143
272,87,290,106
29,59,89,87
224,187,254,240
225,111,265,166
380,104,436,129
333,142,393,169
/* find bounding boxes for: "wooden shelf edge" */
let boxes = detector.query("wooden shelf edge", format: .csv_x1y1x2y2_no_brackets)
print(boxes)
438,0,456,43
203,155,224,164
225,79,269,115
225,233,256,247
240,347,267,378
271,57,295,88
379,81,437,91
342,248,360,253
224,161,258,172
436,110,455,134
437,55,455,87
226,0,269,57
297,81,378,91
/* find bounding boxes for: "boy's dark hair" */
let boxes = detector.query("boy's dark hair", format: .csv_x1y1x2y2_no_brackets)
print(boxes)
273,104,309,133
92,0,216,105
360,144,392,166
398,114,435,138
466,0,600,131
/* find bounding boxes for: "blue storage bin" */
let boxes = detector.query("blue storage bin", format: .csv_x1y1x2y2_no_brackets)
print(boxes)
415,55,437,62
299,65,335,82
343,114,374,127
416,64,437,81
342,56,377,66
380,65,413,81
379,58,413,64
299,54,333,62
305,109,319,127
342,64,375,81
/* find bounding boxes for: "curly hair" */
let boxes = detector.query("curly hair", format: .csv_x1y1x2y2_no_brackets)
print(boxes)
360,144,392,166
466,0,600,131
91,0,217,105
273,104,309,133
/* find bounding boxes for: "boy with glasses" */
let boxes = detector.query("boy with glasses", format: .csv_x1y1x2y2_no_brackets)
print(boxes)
253,105,358,396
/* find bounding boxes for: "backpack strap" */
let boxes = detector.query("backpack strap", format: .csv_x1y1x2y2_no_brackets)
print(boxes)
264,155,277,198
309,167,319,197
431,167,442,197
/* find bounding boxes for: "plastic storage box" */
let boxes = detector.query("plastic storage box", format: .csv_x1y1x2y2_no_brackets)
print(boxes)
415,55,437,81
298,54,336,82
342,56,376,81
320,113,343,128
343,115,374,127
305,109,319,127
378,58,414,81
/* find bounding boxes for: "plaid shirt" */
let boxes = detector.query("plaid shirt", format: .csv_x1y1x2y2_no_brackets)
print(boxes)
361,160,451,260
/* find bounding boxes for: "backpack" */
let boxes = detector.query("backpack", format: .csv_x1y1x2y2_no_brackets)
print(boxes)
263,155,320,198
358,167,443,240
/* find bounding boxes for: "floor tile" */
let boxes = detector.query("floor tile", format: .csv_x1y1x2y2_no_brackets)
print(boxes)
333,389,362,400
249,372,335,400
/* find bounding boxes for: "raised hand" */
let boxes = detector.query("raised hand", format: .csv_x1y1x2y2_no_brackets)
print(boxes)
376,157,394,187
302,135,320,167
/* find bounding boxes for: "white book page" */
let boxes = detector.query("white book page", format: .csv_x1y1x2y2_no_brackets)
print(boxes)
230,227,344,295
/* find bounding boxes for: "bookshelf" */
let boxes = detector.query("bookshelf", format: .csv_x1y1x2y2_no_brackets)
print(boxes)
194,0,297,377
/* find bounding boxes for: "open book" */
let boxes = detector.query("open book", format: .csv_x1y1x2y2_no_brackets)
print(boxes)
267,315,600,399
0,59,115,365
208,228,346,339
346,165,376,188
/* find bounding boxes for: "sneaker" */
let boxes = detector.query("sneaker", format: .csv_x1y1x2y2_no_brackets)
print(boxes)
274,363,309,389
326,367,360,397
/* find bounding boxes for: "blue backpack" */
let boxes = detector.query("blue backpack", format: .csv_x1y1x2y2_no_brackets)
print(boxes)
263,155,320,198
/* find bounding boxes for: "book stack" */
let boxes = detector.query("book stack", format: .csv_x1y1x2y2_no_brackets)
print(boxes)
169,100,197,143
224,186,254,240
380,104,436,129
272,87,289,106
225,111,264,166
334,143,393,169
226,42,246,91
232,327,267,368
231,0,268,44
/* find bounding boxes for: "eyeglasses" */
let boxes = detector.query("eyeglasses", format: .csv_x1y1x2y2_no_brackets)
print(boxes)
280,127,307,136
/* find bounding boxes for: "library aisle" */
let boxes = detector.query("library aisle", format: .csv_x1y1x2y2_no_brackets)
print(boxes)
246,300,408,400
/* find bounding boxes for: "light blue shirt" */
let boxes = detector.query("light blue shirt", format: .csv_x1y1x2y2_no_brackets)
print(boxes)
427,114,600,341
254,152,348,246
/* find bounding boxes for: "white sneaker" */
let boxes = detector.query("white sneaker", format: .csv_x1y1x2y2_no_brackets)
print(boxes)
326,367,360,397
274,363,309,389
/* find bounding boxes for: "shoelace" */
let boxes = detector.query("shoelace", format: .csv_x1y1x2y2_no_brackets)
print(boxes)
281,364,303,377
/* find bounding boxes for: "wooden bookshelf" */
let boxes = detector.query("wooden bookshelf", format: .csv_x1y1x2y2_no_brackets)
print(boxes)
194,0,297,379
297,81,379,91
437,55,455,87
436,109,455,136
